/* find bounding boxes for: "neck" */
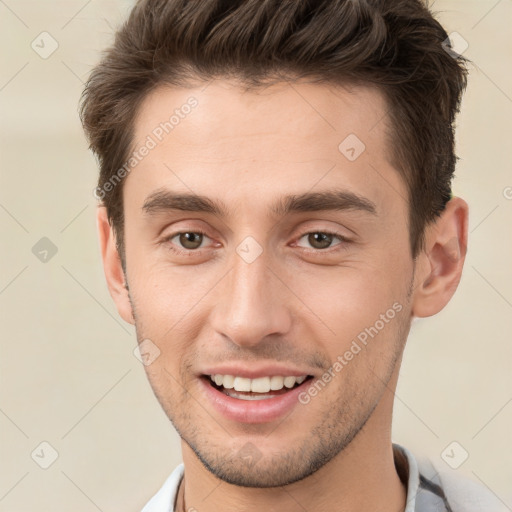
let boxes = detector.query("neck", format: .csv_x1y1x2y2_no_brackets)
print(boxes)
178,383,407,512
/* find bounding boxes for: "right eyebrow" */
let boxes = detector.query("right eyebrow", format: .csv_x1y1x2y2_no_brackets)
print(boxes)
142,190,223,216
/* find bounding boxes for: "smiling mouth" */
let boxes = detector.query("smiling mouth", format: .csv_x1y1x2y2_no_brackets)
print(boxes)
202,374,314,400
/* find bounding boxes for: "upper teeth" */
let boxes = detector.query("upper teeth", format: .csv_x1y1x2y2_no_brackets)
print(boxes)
210,375,307,392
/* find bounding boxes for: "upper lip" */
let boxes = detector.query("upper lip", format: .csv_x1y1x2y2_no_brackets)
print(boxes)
200,364,314,379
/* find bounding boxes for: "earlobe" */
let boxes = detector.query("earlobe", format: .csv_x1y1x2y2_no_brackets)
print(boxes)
96,206,135,325
411,196,468,318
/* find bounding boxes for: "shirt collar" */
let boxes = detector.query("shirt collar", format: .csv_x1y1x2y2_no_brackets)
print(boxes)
393,442,421,512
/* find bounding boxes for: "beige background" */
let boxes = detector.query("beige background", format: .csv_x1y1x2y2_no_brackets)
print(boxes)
0,1,511,510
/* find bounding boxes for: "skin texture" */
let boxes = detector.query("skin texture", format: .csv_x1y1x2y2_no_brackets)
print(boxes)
97,79,468,512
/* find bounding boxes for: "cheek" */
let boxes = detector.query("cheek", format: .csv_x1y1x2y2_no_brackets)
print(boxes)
291,262,405,339
129,257,208,320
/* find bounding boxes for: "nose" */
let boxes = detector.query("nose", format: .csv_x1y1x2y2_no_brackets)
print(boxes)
209,245,292,348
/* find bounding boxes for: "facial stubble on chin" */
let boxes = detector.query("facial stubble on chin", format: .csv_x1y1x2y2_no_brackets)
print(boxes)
125,262,415,488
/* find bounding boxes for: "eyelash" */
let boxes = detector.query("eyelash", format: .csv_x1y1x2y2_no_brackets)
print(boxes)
161,229,351,256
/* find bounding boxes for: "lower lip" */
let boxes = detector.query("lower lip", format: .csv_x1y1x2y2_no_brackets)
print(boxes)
199,377,312,424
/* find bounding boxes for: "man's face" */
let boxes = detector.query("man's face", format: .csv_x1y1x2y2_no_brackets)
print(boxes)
121,80,416,486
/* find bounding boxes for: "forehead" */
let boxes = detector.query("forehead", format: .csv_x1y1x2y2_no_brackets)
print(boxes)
132,79,390,154
126,79,406,217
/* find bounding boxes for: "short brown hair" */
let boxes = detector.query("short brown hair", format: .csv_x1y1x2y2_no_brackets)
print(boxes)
80,0,469,266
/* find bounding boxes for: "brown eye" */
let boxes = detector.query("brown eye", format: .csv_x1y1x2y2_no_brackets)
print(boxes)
177,232,204,250
307,233,333,249
297,231,345,251
162,230,212,254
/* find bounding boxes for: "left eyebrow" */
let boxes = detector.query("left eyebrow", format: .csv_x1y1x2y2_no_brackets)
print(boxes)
271,189,377,217
141,188,378,218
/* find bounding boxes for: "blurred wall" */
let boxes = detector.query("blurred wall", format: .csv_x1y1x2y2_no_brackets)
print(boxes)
0,1,511,510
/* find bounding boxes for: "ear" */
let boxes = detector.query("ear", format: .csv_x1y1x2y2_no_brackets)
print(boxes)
411,196,469,318
96,206,135,325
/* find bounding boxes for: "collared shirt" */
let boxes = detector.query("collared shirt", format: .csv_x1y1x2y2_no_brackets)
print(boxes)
141,443,507,511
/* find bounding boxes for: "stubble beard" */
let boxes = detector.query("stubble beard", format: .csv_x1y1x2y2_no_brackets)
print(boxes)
127,268,414,488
